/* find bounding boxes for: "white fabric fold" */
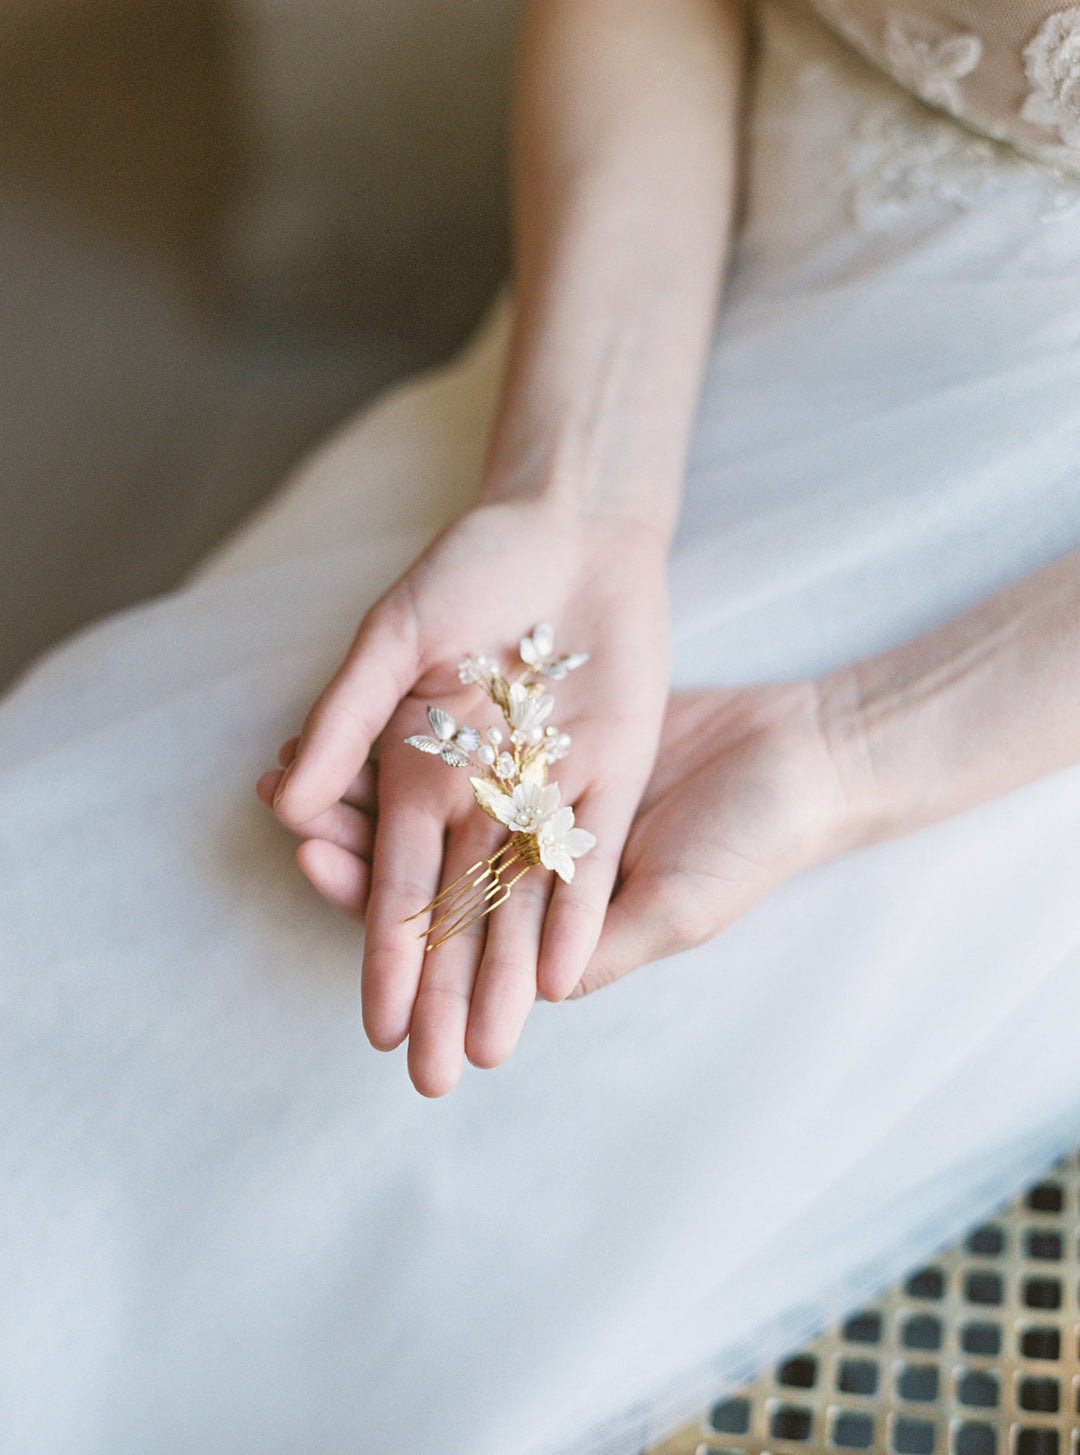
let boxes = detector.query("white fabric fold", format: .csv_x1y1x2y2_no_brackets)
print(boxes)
3,6,1080,1454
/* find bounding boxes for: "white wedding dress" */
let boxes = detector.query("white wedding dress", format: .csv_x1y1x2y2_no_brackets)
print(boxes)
3,4,1080,1453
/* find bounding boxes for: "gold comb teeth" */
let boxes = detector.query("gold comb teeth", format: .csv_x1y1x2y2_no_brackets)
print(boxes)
404,624,596,950
404,835,542,949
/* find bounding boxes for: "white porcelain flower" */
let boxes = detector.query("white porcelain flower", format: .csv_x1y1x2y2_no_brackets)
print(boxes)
457,652,498,686
406,706,481,767
507,682,555,744
536,807,597,883
1023,7,1080,148
405,621,601,945
519,622,589,680
488,779,562,835
543,727,572,764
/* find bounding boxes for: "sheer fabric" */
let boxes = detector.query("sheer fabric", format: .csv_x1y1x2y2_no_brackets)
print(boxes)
2,3,1080,1455
805,0,1080,168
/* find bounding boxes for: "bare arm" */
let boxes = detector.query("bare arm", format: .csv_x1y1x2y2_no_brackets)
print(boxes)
484,0,747,535
825,545,1080,847
267,0,749,1094
580,546,1080,990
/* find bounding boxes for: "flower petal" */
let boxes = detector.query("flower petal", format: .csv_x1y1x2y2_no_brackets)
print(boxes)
536,804,595,881
537,783,562,818
562,827,597,857
439,745,473,768
510,780,543,813
540,651,589,680
506,682,530,725
544,805,574,836
507,682,555,731
539,839,575,882
405,735,444,755
427,706,455,741
532,622,555,657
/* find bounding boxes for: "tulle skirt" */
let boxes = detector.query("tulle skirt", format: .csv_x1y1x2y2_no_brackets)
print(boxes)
3,3,1080,1452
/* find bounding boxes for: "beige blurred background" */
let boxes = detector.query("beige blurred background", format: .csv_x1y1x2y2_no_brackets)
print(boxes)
1,0,520,689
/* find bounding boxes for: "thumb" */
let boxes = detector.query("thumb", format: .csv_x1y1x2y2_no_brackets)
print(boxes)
570,872,686,999
274,594,418,824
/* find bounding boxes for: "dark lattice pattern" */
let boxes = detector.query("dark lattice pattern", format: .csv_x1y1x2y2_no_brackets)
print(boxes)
646,1151,1080,1455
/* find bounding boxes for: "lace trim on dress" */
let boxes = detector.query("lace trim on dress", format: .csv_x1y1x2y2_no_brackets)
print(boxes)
1022,7,1080,147
800,0,1080,172
883,12,981,115
846,98,1080,228
781,2,1080,231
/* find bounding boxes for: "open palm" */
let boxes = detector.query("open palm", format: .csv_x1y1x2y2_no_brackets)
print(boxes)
262,497,671,1095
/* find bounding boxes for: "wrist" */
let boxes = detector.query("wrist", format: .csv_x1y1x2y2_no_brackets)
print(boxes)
813,663,895,854
476,457,680,556
475,300,702,545
813,591,1065,852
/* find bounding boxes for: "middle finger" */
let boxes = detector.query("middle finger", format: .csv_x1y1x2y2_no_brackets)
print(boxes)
405,812,507,1097
465,851,553,1071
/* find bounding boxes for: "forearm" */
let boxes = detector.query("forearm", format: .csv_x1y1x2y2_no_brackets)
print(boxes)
823,547,1080,847
481,0,748,541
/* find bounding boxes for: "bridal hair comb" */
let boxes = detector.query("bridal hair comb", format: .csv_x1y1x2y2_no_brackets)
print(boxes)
405,623,596,949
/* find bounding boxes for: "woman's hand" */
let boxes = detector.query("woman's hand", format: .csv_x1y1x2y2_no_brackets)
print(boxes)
577,682,855,995
260,497,670,1096
258,0,751,1096
581,540,1080,996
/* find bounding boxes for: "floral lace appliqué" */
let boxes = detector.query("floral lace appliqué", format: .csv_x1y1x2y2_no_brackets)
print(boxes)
1022,6,1080,147
780,0,1080,232
840,93,1080,230
848,105,1001,227
883,12,982,114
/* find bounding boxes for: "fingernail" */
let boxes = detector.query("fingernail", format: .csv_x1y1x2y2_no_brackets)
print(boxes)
272,759,294,809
